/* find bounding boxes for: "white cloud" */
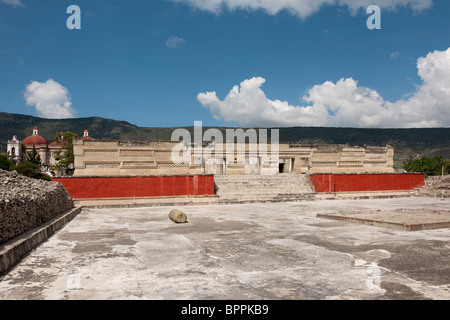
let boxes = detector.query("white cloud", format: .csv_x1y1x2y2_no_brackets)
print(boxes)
24,79,77,119
166,36,186,48
339,0,433,14
172,0,433,18
390,51,400,59
1,0,25,8
197,47,450,128
198,77,330,127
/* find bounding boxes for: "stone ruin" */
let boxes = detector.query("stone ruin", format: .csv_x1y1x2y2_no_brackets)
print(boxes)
0,169,74,245
417,175,450,198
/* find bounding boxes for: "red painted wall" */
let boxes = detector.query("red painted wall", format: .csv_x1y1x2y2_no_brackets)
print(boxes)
53,175,215,199
309,173,425,193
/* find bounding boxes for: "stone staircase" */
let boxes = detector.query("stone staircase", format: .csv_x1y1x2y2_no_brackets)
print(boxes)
214,174,316,203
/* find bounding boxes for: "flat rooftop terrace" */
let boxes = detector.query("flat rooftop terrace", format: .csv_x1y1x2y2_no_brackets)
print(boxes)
0,197,449,300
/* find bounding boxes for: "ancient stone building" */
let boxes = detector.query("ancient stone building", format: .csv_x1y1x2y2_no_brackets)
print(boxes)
72,138,394,177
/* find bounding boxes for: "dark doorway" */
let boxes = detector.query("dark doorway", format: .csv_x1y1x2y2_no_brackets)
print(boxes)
279,163,285,173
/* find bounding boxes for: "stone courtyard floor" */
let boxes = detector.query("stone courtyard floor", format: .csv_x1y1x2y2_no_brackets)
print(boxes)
0,197,449,300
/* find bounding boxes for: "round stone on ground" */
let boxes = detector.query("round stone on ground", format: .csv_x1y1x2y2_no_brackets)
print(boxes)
169,209,188,223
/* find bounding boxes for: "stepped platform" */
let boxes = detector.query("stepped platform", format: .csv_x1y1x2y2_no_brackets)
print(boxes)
214,174,316,204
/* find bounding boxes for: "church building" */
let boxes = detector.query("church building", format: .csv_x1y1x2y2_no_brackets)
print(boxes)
6,126,93,169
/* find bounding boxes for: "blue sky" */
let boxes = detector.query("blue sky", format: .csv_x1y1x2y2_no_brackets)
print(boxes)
1,0,450,128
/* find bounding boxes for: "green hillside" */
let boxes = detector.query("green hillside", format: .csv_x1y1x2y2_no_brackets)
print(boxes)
1,112,449,161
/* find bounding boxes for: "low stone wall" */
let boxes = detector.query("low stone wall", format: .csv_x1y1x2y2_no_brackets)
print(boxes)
53,175,215,199
0,169,74,245
309,173,425,193
0,207,81,275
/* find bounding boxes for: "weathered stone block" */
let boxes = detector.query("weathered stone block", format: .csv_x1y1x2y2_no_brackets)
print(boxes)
169,209,188,223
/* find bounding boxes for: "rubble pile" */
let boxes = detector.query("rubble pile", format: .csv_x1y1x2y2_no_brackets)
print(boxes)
0,169,74,245
418,175,450,198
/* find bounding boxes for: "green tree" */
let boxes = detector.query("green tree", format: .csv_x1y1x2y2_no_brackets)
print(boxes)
0,154,14,171
405,154,449,177
52,131,78,175
14,161,51,181
27,146,42,165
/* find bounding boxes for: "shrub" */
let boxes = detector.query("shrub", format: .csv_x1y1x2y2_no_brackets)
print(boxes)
0,154,15,171
13,161,51,181
405,154,449,177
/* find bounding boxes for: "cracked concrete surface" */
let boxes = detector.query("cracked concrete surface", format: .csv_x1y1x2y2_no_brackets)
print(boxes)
0,197,449,300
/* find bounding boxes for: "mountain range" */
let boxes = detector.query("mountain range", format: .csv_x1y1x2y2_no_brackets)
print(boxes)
1,111,449,161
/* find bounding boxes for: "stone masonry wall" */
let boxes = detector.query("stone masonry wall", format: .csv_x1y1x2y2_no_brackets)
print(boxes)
0,169,74,245
73,138,394,177
418,175,450,198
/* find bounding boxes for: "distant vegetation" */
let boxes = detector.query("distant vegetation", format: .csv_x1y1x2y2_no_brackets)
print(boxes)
0,154,14,171
405,155,450,177
0,152,50,181
51,131,78,176
13,162,51,181
1,111,449,161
